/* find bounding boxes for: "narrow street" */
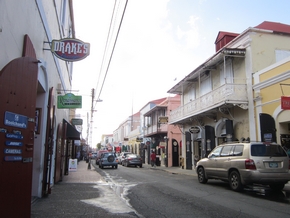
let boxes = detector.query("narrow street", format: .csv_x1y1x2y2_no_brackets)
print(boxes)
93,161,290,218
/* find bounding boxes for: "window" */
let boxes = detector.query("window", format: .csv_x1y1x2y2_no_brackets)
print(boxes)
200,72,211,96
276,50,290,62
220,146,233,157
184,84,196,104
251,144,287,157
220,59,233,85
209,146,223,158
232,145,243,156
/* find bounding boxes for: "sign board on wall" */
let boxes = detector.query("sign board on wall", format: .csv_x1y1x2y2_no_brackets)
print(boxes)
51,38,90,61
281,96,290,110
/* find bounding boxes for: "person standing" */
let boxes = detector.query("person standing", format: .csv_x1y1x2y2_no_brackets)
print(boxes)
150,151,156,168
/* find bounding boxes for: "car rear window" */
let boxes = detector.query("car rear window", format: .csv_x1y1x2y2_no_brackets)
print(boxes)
127,154,139,158
251,144,287,157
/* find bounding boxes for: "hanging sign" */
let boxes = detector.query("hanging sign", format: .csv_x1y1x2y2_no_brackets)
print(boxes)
189,126,200,134
281,96,290,110
57,93,82,109
51,38,90,61
71,118,83,125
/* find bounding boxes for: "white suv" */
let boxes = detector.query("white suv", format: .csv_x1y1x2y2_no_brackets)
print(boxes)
196,142,290,191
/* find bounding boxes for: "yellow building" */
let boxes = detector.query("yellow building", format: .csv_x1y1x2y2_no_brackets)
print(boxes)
253,56,290,152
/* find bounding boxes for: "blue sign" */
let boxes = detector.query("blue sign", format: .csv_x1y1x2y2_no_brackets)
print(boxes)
6,133,23,139
4,156,22,161
5,141,23,146
4,111,28,129
4,149,22,154
0,128,7,133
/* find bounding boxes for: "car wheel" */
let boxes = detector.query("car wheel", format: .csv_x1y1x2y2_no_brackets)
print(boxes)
101,165,104,169
269,183,285,191
115,165,118,169
99,164,101,168
139,164,142,168
197,167,208,184
229,171,243,192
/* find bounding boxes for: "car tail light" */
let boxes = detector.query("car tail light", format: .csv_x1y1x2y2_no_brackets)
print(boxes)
245,159,256,170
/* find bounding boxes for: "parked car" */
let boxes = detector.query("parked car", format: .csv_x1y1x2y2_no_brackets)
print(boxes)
95,150,108,165
122,154,142,168
99,152,118,169
91,152,98,159
118,152,132,165
196,141,290,192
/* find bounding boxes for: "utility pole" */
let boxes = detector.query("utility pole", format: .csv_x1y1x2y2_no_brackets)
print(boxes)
89,88,95,147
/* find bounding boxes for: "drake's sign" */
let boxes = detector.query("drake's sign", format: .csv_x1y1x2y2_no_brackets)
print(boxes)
51,38,90,61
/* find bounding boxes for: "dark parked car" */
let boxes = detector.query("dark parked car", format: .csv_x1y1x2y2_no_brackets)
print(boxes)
99,152,118,169
118,152,132,165
122,154,142,168
95,150,108,165
91,152,98,159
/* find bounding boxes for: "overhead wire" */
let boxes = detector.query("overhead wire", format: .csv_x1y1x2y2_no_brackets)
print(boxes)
94,0,128,110
94,0,118,104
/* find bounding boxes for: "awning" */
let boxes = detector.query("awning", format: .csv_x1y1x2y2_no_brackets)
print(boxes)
63,119,80,140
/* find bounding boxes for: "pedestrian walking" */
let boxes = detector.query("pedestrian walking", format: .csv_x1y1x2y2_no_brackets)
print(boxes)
150,151,156,168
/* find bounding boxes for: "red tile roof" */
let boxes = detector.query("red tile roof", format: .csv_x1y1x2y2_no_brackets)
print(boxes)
255,21,290,34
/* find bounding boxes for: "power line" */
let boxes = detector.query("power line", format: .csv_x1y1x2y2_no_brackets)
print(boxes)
94,0,128,110
94,0,118,105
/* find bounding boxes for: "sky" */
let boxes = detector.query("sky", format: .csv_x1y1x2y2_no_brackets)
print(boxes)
72,0,290,147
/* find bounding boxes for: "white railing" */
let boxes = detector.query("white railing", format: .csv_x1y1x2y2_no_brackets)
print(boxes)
169,83,248,123
144,123,168,136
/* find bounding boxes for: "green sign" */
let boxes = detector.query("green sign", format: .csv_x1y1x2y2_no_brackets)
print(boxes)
71,118,83,125
57,93,82,109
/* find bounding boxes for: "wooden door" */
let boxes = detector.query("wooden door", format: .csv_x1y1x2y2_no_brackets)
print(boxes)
0,57,38,217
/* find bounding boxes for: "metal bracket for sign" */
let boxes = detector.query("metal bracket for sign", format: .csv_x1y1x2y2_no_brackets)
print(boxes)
280,83,290,96
28,117,35,123
56,89,79,93
43,41,51,51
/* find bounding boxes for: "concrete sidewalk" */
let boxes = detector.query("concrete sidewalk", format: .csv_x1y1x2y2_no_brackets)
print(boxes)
31,161,108,218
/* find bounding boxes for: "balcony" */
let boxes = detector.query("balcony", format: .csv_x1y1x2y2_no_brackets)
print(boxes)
144,123,168,137
169,83,248,124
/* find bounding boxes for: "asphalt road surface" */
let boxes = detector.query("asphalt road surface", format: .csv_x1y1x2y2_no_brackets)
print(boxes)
94,163,290,218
